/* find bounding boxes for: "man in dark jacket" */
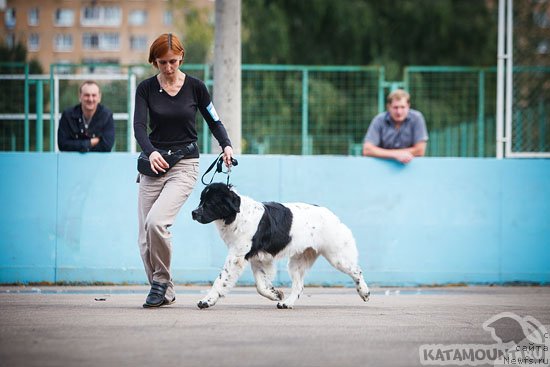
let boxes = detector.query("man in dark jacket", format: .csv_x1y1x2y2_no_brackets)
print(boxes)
58,81,115,152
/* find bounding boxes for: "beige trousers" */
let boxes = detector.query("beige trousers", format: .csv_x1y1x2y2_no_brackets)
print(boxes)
137,158,199,301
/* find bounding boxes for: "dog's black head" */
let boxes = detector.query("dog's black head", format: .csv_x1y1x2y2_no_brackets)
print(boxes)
192,183,241,224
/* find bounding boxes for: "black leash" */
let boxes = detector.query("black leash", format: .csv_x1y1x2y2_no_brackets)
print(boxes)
201,153,238,186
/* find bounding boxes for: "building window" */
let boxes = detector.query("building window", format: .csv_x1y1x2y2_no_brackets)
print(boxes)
102,33,119,50
28,8,39,26
129,10,147,26
533,9,550,28
103,7,121,25
55,9,74,27
4,8,16,29
82,59,120,73
81,6,121,26
163,10,173,26
56,61,72,75
5,33,15,48
28,33,39,51
130,35,147,51
83,33,99,49
538,40,549,54
83,33,120,51
54,34,73,52
82,6,100,22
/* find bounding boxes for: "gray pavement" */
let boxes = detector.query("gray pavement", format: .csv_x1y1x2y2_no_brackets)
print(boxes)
0,285,549,367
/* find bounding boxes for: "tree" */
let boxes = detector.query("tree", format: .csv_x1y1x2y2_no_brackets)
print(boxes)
0,42,42,72
0,42,43,113
242,0,498,78
0,42,45,150
168,0,215,63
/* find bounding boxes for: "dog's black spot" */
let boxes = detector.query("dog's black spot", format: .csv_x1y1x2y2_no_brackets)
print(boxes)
245,202,293,260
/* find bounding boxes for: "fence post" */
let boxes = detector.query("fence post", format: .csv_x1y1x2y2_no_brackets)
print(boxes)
24,63,29,152
49,64,55,152
36,80,44,152
301,68,309,155
378,67,385,113
477,70,485,157
539,98,545,152
127,69,136,153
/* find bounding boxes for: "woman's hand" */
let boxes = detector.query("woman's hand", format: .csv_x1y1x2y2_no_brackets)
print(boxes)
222,146,234,167
149,151,169,174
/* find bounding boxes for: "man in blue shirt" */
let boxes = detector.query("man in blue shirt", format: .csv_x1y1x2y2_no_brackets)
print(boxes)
362,89,428,164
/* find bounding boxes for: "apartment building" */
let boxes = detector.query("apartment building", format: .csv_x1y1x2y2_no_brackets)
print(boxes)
1,0,213,70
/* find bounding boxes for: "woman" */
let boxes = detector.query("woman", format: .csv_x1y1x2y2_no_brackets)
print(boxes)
134,33,234,308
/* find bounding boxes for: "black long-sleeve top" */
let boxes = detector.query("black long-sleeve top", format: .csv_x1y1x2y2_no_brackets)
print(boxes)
133,74,232,157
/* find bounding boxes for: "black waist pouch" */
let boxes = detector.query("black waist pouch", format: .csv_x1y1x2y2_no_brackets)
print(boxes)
137,142,197,177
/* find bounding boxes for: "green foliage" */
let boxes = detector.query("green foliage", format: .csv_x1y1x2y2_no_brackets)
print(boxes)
242,0,497,79
242,71,303,154
168,0,214,63
0,42,43,115
240,0,499,155
0,42,43,73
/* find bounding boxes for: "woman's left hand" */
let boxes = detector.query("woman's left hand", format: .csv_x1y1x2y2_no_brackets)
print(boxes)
222,146,234,167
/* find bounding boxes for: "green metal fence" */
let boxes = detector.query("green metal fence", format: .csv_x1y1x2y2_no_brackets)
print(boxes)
1,63,548,157
0,62,32,151
49,63,131,152
510,66,550,154
242,65,381,155
49,63,211,153
404,66,498,157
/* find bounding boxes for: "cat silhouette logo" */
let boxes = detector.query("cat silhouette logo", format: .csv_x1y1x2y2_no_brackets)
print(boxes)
483,312,549,347
419,312,549,365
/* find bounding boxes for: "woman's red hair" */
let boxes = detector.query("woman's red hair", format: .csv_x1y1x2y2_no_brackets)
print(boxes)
148,33,185,66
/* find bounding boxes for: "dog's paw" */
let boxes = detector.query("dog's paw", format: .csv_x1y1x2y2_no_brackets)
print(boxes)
276,302,293,309
197,300,210,309
274,288,284,301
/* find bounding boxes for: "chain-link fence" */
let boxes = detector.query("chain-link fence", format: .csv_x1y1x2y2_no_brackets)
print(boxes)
511,1,550,155
1,62,548,157
242,66,381,155
55,63,211,153
405,67,498,157
0,62,41,151
52,64,132,152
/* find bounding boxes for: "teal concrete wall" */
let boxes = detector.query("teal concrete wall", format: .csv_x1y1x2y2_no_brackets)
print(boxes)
0,153,549,285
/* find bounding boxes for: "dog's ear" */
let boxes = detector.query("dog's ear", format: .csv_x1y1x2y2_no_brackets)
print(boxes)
226,191,241,213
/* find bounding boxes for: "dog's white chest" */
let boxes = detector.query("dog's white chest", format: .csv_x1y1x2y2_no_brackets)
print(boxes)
216,197,264,250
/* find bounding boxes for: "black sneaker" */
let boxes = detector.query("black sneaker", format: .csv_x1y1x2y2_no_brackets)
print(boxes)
142,281,168,308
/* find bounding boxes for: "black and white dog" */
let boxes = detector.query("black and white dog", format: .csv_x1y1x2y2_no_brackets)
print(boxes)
191,183,370,309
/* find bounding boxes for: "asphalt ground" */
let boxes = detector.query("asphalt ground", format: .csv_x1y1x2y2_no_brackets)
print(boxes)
0,285,549,367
